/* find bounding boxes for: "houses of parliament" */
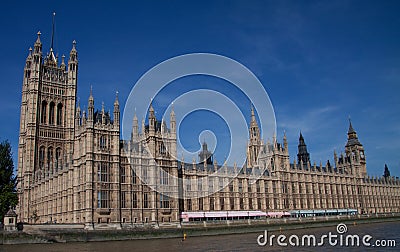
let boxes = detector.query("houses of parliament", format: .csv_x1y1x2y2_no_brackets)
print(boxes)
16,31,400,229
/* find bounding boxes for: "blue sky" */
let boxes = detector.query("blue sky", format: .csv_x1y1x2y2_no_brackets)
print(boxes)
0,0,399,177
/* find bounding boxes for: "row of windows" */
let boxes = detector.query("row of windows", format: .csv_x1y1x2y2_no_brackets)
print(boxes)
40,100,63,125
38,146,62,170
117,192,171,209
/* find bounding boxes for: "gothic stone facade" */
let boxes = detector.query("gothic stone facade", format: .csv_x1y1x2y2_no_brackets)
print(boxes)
17,33,400,228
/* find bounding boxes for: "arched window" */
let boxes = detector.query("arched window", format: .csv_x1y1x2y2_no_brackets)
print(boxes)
56,103,63,125
49,102,55,125
39,146,45,169
55,147,62,170
47,147,53,170
41,101,47,124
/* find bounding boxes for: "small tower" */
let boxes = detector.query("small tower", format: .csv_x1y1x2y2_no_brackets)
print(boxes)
132,111,139,140
383,164,391,178
113,91,120,127
88,87,94,122
345,119,366,177
247,105,261,168
199,141,213,165
297,132,310,164
283,131,288,154
148,102,156,134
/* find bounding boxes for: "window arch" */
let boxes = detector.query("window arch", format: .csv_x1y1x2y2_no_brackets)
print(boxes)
49,102,55,125
56,103,63,125
55,147,62,170
41,101,47,124
39,146,45,169
47,147,53,170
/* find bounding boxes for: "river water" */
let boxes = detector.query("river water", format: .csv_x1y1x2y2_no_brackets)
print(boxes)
3,221,399,252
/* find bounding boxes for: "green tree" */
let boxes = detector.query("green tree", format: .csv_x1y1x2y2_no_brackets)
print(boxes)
0,140,18,222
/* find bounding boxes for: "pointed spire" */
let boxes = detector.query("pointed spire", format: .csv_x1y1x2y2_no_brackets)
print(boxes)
383,164,391,178
251,104,256,121
149,100,154,114
115,90,119,102
299,131,304,142
33,31,42,55
348,117,356,134
35,31,42,44
297,131,310,164
132,109,139,138
346,118,361,147
50,12,56,50
114,91,119,107
87,86,94,121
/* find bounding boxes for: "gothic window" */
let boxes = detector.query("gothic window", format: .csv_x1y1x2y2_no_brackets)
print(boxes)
143,193,149,208
264,181,269,193
99,136,107,149
220,197,225,210
159,142,166,155
56,103,63,125
228,182,233,192
230,197,235,210
249,198,253,210
208,178,214,193
160,170,169,185
272,181,277,193
49,102,55,125
238,179,243,193
239,197,244,209
160,194,170,208
197,178,202,191
187,199,192,211
142,167,148,182
120,167,126,183
39,146,45,169
132,172,137,185
98,162,109,182
47,147,53,170
121,191,126,208
209,197,214,210
98,191,109,208
132,192,138,208
198,198,203,211
41,101,47,124
55,147,62,170
186,178,191,191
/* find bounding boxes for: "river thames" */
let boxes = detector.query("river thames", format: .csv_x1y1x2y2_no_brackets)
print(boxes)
2,221,399,252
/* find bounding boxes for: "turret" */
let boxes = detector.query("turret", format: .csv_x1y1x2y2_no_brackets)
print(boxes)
297,132,310,164
247,105,261,168
113,91,120,126
345,119,366,177
132,111,139,140
283,131,288,153
68,40,78,83
75,99,81,126
87,86,94,122
32,32,42,77
170,104,176,136
383,164,391,178
148,102,156,134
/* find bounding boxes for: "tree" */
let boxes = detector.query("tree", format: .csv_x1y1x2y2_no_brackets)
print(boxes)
0,140,18,222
